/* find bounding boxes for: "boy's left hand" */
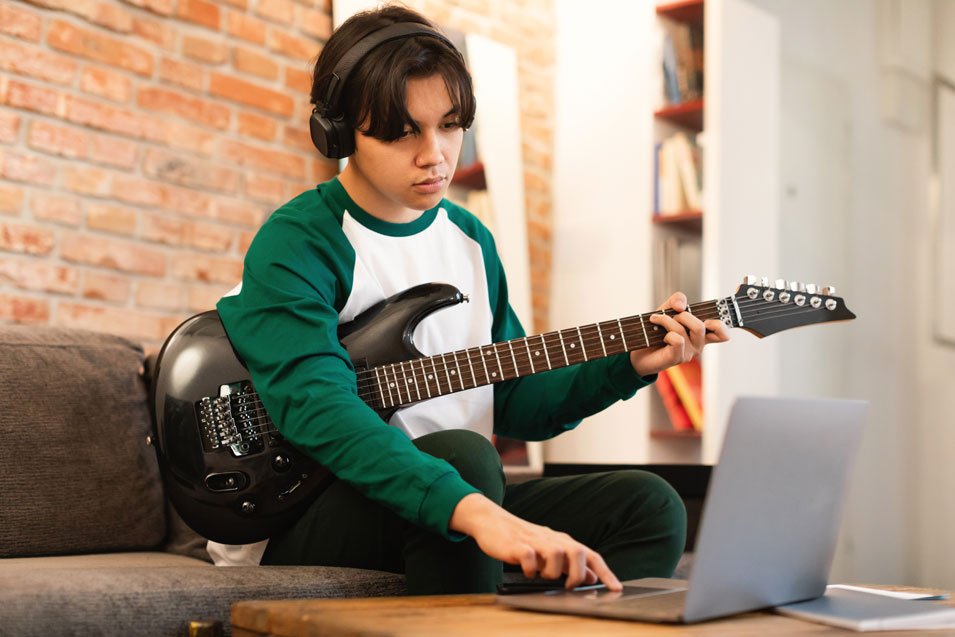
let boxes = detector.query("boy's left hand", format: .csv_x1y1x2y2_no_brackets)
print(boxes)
629,292,730,378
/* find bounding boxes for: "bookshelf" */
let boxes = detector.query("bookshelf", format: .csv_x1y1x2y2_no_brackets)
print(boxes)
546,0,780,467
649,0,706,461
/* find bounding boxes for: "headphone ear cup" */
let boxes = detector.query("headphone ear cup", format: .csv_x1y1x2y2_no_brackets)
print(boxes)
310,109,354,160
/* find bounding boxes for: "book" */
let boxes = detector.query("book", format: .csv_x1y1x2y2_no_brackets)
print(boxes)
653,132,702,216
672,132,702,211
666,359,702,431
655,368,693,431
777,587,955,631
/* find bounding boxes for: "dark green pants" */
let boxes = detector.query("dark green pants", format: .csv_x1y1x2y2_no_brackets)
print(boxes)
262,429,686,595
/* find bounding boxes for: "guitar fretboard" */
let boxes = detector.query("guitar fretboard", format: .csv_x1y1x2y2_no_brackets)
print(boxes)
361,298,733,411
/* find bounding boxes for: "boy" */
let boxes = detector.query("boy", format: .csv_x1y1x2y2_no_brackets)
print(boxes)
211,5,729,594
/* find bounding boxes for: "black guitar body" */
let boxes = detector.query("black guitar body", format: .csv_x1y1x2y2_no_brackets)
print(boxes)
151,283,465,545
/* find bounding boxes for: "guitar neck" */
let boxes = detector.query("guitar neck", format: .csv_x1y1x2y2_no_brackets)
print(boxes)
362,297,737,411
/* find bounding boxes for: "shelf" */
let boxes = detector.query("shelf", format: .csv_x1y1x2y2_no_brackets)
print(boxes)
650,428,702,439
452,161,486,190
653,209,703,233
654,99,704,131
656,0,704,25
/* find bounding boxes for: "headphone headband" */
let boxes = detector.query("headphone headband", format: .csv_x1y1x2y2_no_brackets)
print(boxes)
317,22,454,117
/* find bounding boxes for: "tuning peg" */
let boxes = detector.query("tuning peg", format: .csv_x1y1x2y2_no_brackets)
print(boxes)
821,285,836,296
745,274,759,285
789,281,800,291
760,277,769,287
775,278,786,289
806,283,818,294
797,282,807,292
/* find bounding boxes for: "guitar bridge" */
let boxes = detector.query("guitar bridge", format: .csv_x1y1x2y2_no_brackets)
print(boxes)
196,381,271,457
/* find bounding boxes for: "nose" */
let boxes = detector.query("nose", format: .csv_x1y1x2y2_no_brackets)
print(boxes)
415,128,444,167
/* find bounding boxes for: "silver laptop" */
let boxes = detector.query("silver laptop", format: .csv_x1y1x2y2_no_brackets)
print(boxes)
499,396,867,624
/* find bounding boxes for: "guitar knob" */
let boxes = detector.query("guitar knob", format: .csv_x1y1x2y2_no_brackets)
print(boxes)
789,281,800,291
272,453,292,473
760,276,769,287
806,283,818,294
774,279,786,289
745,274,759,285
822,285,836,296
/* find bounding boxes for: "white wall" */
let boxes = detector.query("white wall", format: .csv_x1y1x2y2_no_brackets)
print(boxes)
750,0,954,587
916,0,955,590
545,0,656,463
551,0,953,589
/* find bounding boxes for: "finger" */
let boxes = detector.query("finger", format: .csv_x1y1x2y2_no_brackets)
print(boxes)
539,547,565,581
704,319,731,343
587,551,622,591
519,547,539,580
648,311,688,339
658,291,688,312
674,312,706,351
564,546,588,589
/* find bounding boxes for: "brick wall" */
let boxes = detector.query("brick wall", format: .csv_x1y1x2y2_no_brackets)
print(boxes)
0,0,554,349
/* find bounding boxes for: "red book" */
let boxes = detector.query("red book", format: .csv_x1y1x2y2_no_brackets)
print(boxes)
656,369,693,431
667,359,703,430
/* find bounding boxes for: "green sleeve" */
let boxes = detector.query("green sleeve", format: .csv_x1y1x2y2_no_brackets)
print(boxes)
217,207,477,539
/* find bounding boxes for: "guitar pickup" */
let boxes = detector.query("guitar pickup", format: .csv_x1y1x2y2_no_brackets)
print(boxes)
205,471,248,493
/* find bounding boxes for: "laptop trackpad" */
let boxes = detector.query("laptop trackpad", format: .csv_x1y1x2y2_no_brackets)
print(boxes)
551,584,679,602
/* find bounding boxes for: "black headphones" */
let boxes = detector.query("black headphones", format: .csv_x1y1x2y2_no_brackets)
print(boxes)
309,22,455,159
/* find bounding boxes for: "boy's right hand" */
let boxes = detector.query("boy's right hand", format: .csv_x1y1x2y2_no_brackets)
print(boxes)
449,492,623,591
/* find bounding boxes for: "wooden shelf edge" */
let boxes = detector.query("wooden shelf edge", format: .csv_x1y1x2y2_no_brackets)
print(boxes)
651,428,702,439
656,0,704,25
653,210,703,233
654,99,704,131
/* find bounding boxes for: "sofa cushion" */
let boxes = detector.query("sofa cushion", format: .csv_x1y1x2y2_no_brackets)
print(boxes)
0,562,406,637
0,326,166,556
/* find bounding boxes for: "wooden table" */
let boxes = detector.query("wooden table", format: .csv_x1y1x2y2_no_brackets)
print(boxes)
232,591,955,637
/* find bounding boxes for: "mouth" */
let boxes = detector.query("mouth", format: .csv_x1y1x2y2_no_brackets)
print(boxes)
412,176,447,194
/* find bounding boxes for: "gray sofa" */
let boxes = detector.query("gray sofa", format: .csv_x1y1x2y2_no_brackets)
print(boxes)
0,325,406,636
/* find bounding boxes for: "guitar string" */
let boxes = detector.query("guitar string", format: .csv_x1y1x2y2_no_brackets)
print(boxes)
354,304,833,402
350,296,829,395
229,297,829,425
215,297,837,435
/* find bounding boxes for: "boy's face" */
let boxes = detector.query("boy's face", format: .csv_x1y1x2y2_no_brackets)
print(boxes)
341,74,465,222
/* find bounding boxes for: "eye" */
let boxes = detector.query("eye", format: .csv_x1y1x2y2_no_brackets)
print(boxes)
441,120,462,130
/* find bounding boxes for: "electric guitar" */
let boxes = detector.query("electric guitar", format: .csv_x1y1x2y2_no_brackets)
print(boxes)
151,276,855,544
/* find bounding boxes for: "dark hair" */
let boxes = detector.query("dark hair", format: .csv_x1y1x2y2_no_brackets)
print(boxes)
310,5,476,141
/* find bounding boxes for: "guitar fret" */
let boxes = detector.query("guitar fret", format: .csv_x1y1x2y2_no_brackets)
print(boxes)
419,359,431,398
442,353,459,392
402,361,419,402
375,367,391,408
558,331,570,366
575,326,588,362
508,341,520,378
616,318,628,350
451,352,465,390
540,334,552,370
430,357,443,395
524,338,536,374
491,345,504,380
639,315,650,348
479,346,491,384
391,363,405,405
596,323,608,357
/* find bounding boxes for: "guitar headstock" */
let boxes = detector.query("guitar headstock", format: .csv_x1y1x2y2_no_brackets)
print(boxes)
728,276,856,338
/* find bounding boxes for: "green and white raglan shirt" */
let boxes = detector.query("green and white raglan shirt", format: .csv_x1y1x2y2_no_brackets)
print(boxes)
207,178,655,566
